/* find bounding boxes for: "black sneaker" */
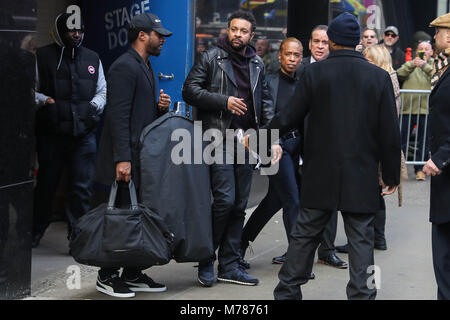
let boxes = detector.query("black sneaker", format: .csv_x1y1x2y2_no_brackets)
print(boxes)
96,274,135,298
123,273,167,292
272,253,286,264
198,261,215,287
217,268,259,286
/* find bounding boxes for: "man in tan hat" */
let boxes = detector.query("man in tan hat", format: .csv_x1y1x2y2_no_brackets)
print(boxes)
423,12,450,300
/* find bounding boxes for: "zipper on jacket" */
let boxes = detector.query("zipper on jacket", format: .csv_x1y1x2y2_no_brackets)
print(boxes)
220,67,224,120
252,64,261,125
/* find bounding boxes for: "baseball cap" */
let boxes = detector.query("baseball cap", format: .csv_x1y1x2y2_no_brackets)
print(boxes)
128,13,172,37
384,26,399,36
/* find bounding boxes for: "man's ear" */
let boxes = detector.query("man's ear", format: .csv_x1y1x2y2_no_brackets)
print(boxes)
250,32,255,42
138,31,147,41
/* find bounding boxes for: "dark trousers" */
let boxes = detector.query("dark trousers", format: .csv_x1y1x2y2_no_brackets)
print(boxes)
400,114,429,172
432,222,450,300
204,142,253,274
317,211,338,259
374,194,387,245
274,208,376,300
241,136,337,258
33,132,96,236
242,137,301,245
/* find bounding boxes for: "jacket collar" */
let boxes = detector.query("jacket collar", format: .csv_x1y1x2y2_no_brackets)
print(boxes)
128,47,155,90
430,66,450,98
216,47,262,88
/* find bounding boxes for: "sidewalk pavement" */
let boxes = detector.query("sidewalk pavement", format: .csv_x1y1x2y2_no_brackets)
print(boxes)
27,166,437,300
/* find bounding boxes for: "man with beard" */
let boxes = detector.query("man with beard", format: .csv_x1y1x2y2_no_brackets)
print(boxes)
382,26,405,70
93,13,172,298
183,10,275,287
32,13,107,248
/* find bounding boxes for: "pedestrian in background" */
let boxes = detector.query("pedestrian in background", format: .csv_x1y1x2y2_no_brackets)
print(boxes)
239,37,314,280
93,13,172,298
423,12,450,300
382,26,406,70
356,27,379,52
397,41,434,181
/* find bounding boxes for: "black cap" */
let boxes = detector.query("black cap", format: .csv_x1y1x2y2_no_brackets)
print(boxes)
129,13,172,37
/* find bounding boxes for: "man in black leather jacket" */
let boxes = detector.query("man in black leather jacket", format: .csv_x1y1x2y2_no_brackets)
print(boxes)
182,10,274,287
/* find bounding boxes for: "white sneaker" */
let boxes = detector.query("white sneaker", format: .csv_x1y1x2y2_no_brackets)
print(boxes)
96,274,135,298
123,273,167,292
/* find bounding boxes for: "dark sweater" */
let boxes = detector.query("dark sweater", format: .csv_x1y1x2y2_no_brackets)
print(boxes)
276,70,298,115
218,37,257,131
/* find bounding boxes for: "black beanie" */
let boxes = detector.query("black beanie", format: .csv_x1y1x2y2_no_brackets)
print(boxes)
327,12,361,47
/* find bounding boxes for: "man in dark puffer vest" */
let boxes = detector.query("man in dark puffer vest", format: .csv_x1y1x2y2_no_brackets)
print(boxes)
32,12,107,248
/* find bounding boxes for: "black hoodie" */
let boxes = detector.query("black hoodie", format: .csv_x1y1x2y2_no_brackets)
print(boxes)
218,36,257,131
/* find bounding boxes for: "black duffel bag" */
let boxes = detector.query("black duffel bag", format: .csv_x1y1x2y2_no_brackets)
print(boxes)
69,180,174,268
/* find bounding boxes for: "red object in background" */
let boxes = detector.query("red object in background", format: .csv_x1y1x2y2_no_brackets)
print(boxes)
405,48,412,62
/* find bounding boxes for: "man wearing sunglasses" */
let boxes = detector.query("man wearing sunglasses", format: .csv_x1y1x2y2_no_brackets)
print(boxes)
382,26,406,70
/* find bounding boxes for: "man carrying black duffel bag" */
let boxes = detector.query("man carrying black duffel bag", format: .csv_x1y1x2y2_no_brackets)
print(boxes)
92,13,172,298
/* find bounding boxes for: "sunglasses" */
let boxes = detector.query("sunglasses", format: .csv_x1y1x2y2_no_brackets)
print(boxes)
384,33,397,38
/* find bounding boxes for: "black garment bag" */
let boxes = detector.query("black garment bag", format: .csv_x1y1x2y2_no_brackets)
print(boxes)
139,111,214,262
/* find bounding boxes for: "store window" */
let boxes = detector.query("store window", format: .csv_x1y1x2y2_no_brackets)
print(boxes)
195,0,288,74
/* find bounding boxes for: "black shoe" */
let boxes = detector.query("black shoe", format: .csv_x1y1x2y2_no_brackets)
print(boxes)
198,261,215,287
238,243,251,269
318,253,348,269
335,244,349,254
217,268,259,286
123,273,167,292
239,256,251,270
31,232,44,248
309,272,316,280
272,253,286,264
96,274,135,298
375,243,387,250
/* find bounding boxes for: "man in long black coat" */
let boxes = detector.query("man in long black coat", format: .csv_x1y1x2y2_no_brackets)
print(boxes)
93,13,172,299
258,13,401,300
422,13,450,300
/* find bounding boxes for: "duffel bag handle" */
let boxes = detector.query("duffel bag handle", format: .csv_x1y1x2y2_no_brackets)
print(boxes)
107,180,139,210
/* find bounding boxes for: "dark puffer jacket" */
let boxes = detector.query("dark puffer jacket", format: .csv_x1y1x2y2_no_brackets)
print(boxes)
35,15,100,137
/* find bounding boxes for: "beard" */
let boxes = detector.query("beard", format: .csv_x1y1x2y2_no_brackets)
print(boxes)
228,37,246,51
148,44,162,56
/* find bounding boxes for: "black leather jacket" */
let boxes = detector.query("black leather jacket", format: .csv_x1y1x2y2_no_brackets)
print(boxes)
182,46,274,134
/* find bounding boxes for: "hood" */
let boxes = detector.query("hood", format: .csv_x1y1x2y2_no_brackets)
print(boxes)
51,13,84,70
51,13,84,49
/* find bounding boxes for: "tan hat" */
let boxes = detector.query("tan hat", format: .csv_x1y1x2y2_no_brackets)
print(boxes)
430,13,450,29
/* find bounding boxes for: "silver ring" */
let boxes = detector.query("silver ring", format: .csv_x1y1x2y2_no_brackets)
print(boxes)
231,110,235,114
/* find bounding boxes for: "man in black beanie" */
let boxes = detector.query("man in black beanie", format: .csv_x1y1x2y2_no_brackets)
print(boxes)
259,12,401,300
